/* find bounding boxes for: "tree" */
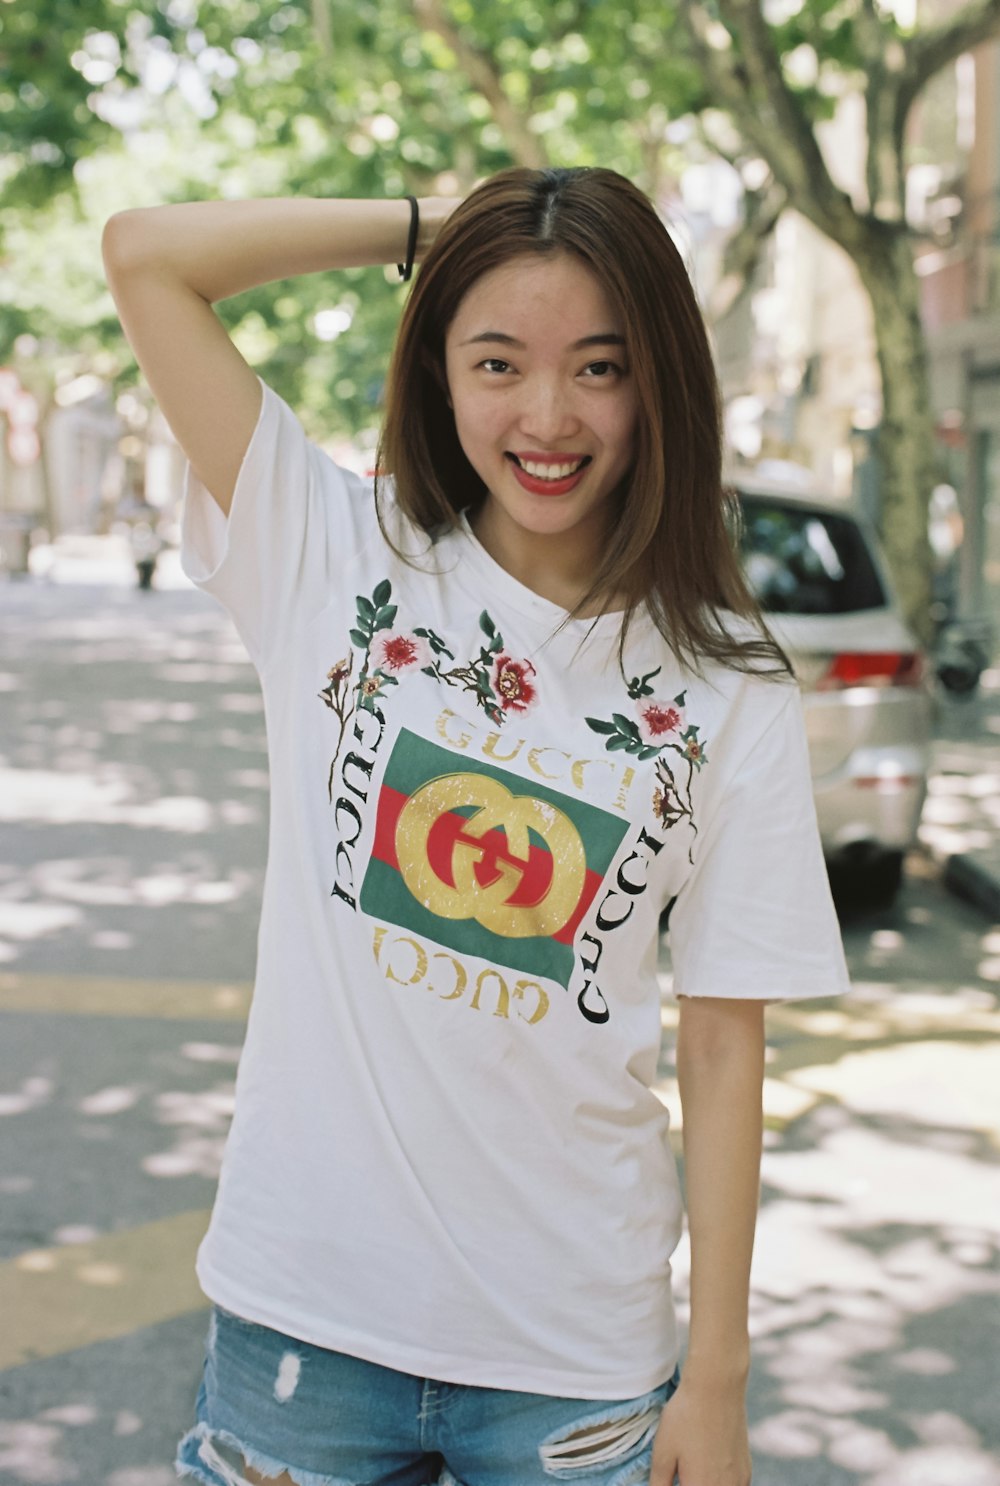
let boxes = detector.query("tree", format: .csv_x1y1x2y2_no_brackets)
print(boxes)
11,0,993,638
676,0,1000,645
2,0,707,445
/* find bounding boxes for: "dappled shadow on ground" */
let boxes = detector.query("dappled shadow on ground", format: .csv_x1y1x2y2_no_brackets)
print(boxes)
0,1310,207,1486
0,1012,239,1264
0,584,267,980
656,886,1000,1484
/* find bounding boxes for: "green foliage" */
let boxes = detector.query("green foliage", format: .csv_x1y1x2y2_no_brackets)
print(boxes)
0,0,952,445
1,0,713,441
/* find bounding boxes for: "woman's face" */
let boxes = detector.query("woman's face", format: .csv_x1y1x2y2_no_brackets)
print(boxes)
443,252,639,552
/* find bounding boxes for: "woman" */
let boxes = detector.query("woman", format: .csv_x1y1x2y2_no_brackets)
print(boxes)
103,167,849,1486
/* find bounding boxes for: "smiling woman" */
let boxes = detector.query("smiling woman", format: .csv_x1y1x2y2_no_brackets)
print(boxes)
440,253,638,612
103,165,850,1486
379,168,788,674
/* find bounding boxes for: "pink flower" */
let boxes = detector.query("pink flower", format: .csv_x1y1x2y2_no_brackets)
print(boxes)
491,652,538,714
370,630,431,674
636,697,686,745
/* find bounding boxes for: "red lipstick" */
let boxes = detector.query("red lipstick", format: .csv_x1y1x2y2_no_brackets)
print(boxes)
505,452,591,498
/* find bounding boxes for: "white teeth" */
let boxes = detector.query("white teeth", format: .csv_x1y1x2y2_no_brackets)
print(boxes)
519,458,586,480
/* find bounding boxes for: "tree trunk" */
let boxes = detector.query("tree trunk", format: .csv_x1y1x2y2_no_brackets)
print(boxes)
852,226,937,651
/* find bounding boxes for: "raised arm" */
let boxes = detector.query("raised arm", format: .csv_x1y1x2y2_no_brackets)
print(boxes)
101,198,453,515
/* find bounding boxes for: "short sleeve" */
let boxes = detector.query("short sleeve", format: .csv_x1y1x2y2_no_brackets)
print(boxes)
180,378,377,670
667,686,851,1003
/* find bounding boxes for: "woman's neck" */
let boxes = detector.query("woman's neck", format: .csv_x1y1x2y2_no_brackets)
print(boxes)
468,503,625,618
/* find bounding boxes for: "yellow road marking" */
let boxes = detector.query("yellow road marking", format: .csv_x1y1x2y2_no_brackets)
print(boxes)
0,972,251,1020
0,1209,211,1371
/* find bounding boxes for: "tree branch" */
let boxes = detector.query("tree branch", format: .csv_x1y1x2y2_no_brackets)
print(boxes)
411,0,548,169
683,0,857,246
706,173,787,322
715,0,849,224
899,0,1000,126
854,0,900,215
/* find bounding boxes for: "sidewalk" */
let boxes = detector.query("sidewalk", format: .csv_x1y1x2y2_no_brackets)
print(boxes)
919,666,1000,920
21,530,191,591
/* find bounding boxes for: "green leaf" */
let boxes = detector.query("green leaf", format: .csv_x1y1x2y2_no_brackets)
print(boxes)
607,734,631,751
374,605,397,629
357,595,376,621
585,718,618,735
349,628,369,648
372,579,392,608
611,712,641,739
479,611,496,637
638,745,661,760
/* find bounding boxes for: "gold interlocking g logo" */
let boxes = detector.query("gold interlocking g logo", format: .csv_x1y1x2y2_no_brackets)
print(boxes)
394,773,586,938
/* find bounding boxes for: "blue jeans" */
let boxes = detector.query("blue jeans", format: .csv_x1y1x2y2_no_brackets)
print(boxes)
175,1306,682,1486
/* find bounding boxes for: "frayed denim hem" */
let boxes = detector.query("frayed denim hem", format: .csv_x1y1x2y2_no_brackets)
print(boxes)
175,1419,355,1486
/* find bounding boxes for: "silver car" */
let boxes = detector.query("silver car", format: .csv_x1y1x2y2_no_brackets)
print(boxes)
733,472,932,909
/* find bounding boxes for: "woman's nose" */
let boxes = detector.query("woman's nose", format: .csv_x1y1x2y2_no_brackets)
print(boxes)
515,381,580,444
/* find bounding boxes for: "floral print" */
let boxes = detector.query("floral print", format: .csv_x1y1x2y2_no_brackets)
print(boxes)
414,609,535,727
371,630,432,675
491,652,538,715
636,697,685,745
585,665,708,864
318,654,356,799
320,582,540,788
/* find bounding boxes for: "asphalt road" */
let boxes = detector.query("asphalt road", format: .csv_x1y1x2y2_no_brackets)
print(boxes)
1,573,998,1486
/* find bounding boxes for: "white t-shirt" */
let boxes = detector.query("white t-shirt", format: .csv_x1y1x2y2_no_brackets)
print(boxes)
181,379,851,1400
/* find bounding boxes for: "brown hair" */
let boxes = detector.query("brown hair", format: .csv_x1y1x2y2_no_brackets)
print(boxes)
376,166,792,683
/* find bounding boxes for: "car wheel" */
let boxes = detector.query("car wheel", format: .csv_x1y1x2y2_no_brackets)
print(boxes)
828,844,905,912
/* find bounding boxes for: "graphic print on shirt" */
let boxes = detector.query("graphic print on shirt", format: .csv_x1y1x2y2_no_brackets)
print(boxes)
319,580,709,1026
319,580,538,799
358,728,631,993
585,667,709,865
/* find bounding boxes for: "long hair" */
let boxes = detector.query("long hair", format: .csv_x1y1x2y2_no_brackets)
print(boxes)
376,166,792,683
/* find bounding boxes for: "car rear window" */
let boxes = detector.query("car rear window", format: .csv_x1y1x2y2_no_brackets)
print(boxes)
735,494,887,614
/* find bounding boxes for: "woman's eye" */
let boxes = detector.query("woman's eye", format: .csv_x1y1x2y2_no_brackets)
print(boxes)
479,358,511,374
584,360,622,378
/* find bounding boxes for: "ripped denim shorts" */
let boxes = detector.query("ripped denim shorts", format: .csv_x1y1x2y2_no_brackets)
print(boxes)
175,1305,682,1486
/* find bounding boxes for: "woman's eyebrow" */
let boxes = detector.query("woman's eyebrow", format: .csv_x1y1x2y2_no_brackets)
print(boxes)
459,331,626,349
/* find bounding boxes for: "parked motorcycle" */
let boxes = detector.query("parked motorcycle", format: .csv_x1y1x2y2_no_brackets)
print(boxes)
930,601,992,698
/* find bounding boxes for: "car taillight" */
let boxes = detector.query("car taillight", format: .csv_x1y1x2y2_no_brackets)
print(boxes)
815,652,925,690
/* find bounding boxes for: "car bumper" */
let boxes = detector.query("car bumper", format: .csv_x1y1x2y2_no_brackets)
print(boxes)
814,742,930,855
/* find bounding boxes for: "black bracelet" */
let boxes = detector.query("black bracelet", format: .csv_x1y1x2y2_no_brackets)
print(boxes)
397,196,419,283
